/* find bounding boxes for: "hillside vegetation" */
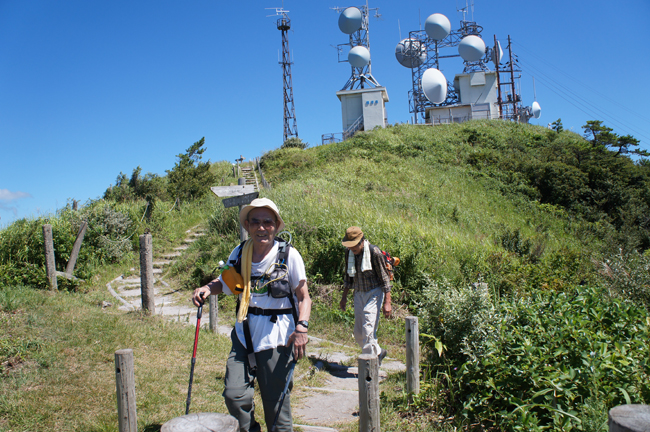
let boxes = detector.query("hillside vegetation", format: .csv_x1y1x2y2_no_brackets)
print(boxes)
2,121,650,431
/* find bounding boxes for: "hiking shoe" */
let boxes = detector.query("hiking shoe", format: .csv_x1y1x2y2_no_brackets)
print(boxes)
378,348,387,366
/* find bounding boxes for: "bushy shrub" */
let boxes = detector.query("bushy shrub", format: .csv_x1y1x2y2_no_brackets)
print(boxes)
416,276,497,363
281,137,308,150
0,201,136,289
447,286,650,431
599,249,650,311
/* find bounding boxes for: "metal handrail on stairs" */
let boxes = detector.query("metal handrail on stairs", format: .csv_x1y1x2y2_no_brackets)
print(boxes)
343,115,364,140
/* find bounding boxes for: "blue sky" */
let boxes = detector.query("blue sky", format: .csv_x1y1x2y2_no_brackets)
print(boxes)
1,0,649,228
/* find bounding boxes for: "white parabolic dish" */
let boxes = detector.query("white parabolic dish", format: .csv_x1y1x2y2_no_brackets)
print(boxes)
348,45,370,68
395,38,426,68
422,68,447,104
424,13,451,41
492,40,503,65
458,35,486,62
532,101,542,119
338,7,362,34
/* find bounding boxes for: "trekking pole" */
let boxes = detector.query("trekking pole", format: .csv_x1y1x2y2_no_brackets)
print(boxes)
270,345,297,432
186,292,204,415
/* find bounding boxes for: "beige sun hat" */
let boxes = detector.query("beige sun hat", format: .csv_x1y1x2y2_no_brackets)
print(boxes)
239,198,285,232
341,226,364,247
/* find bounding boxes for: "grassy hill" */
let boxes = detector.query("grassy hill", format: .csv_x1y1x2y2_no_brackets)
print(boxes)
2,120,649,431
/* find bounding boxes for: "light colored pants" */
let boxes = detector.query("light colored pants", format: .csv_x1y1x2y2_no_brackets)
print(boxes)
223,329,293,432
353,287,384,356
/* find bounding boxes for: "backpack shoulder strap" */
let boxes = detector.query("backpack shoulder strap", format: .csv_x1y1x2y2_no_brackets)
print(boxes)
230,240,247,274
276,238,291,265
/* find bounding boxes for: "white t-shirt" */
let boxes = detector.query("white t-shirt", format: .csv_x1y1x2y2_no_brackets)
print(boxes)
219,240,306,353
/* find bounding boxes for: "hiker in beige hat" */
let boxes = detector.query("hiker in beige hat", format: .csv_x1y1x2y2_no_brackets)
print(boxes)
192,197,311,432
340,226,392,365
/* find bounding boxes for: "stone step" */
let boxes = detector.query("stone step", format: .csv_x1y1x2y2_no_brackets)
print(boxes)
152,260,171,267
174,245,189,251
162,252,182,258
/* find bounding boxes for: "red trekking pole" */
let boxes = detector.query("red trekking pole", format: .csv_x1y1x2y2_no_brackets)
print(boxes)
186,293,204,415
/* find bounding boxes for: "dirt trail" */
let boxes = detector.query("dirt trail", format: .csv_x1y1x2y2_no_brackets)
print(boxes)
106,226,406,432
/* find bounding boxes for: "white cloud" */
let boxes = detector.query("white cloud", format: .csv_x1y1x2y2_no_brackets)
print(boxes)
0,189,32,201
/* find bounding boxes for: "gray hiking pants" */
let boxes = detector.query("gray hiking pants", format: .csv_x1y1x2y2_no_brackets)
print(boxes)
223,329,294,432
354,287,384,356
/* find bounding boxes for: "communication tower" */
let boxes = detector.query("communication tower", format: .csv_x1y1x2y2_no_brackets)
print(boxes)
493,35,540,122
332,3,380,90
395,2,539,125
268,7,299,142
323,2,389,144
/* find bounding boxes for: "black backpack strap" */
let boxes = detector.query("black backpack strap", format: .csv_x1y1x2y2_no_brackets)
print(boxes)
230,240,247,274
242,318,257,371
275,239,299,323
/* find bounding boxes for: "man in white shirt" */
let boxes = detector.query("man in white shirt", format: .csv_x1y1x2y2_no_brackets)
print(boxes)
192,198,311,432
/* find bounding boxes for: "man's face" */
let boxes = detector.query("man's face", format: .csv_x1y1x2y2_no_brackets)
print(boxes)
244,207,277,247
348,239,364,256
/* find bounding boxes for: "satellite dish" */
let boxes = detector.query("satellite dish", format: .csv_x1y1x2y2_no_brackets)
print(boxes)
338,7,362,34
421,68,447,104
395,38,426,68
458,35,486,62
424,13,451,41
492,40,503,65
348,45,370,68
532,101,541,119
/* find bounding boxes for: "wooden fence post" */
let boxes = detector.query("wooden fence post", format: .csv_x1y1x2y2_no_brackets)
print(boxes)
358,353,380,432
65,221,88,275
609,404,650,431
139,233,155,313
405,316,420,395
42,224,57,290
238,178,248,242
115,349,137,432
209,294,218,333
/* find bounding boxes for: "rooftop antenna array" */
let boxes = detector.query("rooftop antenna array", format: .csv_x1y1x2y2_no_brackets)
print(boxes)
395,1,538,124
332,1,381,90
267,6,299,142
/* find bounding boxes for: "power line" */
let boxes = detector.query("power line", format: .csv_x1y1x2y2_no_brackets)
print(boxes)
512,41,650,143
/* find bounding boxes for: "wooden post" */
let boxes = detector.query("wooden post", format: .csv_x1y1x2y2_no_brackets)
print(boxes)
115,349,137,432
405,316,420,395
358,354,380,432
65,221,88,275
238,178,248,242
42,224,57,290
139,233,155,313
209,294,218,333
609,404,650,432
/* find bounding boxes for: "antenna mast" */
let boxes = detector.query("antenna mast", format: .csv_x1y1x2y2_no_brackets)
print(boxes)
269,7,299,142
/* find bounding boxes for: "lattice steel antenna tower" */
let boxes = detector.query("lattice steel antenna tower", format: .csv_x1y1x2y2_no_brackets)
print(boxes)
269,7,299,142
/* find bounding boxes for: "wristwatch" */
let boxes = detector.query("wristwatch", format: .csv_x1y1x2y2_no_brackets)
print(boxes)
297,320,309,329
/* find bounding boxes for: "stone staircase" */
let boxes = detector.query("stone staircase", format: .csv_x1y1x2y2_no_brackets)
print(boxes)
240,165,259,191
107,225,208,325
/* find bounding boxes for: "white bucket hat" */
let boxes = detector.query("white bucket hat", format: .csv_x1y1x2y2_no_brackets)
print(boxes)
239,198,285,232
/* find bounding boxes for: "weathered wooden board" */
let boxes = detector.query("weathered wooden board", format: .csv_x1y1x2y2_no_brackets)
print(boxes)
222,192,259,208
210,185,255,197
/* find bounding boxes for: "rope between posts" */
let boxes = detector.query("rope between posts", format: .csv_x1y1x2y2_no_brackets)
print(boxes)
164,198,179,213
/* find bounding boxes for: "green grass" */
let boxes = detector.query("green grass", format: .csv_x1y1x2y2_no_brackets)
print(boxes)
2,120,650,431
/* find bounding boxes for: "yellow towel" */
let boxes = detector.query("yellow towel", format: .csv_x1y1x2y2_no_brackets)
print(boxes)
236,239,254,323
